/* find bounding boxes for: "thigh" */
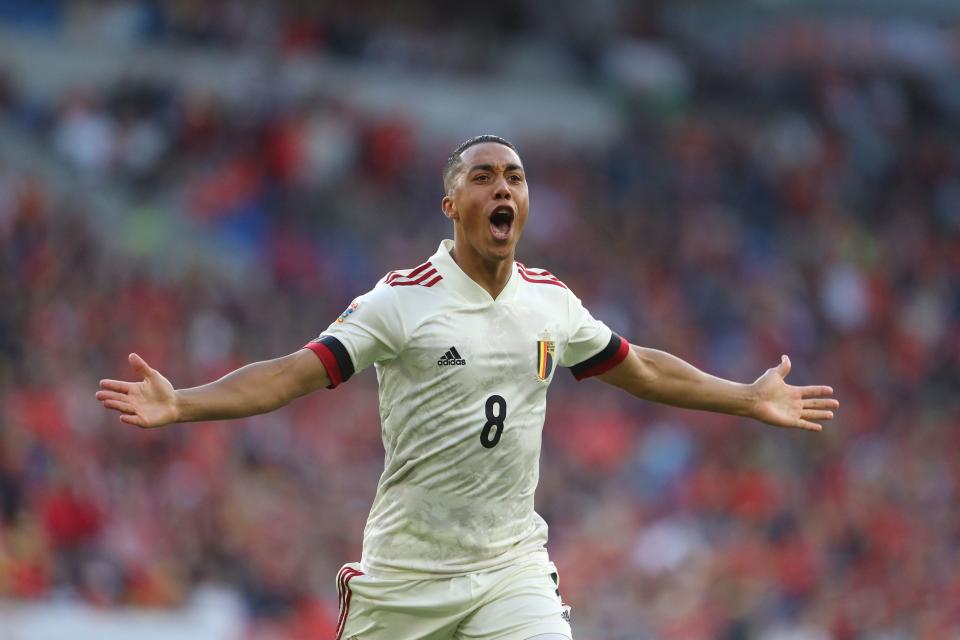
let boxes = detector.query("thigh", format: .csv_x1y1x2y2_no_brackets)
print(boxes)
455,563,573,640
335,563,463,640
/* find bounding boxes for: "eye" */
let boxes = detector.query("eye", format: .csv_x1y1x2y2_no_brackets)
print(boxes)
509,174,523,183
473,174,489,183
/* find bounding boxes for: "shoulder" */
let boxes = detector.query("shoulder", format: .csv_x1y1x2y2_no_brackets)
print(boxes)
513,261,579,322
514,261,595,322
357,257,448,330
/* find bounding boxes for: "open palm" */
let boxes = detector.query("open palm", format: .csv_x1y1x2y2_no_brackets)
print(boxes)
751,355,838,432
95,353,179,428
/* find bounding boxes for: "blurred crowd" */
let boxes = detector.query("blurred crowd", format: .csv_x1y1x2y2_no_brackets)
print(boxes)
1,2,960,640
18,0,660,78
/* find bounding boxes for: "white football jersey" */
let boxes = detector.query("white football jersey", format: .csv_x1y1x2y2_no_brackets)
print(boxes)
305,240,628,577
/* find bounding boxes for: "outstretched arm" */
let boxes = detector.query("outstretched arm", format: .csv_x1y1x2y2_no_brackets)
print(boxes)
597,345,837,432
95,349,330,428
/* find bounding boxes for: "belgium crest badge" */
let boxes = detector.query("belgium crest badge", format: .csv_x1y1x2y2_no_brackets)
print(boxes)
536,331,556,381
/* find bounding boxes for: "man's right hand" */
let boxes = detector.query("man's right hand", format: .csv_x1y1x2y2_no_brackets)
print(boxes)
96,353,179,428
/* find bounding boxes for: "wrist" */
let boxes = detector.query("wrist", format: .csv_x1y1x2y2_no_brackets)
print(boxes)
740,382,761,418
172,389,187,423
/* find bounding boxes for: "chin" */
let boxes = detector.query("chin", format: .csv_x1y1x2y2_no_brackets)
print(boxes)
485,242,515,261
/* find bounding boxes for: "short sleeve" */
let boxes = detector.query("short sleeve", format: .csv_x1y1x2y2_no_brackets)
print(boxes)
303,281,406,388
560,289,629,381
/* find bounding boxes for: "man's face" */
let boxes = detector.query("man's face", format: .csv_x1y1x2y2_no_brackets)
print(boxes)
442,143,529,263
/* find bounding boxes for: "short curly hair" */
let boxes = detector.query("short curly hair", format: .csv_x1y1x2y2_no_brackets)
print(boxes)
443,134,519,195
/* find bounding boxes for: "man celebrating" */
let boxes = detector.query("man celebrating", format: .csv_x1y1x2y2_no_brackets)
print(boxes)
97,135,838,640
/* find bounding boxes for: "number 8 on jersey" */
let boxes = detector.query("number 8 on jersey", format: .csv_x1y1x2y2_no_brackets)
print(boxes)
480,395,507,448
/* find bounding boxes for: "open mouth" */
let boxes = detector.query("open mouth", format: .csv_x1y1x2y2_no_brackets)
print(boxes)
489,206,516,242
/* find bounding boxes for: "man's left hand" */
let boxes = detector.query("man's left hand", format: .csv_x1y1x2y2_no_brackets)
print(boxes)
750,355,838,432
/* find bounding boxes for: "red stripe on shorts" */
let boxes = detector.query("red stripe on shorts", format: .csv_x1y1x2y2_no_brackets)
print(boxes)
336,567,363,639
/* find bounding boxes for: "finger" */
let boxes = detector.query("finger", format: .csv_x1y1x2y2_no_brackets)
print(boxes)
803,398,839,410
129,353,154,380
796,419,823,432
800,385,834,399
100,379,132,393
801,409,834,421
102,399,138,415
120,413,147,428
96,390,129,402
776,354,791,378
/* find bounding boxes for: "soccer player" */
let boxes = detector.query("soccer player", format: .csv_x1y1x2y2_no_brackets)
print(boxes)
96,135,838,640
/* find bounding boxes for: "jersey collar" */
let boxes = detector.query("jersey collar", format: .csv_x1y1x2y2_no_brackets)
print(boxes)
431,239,519,304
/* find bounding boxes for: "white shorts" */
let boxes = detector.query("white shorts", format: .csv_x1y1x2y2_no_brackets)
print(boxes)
335,559,573,640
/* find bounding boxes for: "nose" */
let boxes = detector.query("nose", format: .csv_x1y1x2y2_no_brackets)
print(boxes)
494,175,512,200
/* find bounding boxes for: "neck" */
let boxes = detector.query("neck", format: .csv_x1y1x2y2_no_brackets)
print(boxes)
449,241,514,299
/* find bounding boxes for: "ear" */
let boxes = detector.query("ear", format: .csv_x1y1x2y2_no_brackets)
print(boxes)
441,195,459,221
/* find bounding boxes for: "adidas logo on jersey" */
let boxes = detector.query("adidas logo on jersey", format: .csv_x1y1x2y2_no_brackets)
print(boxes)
437,347,466,366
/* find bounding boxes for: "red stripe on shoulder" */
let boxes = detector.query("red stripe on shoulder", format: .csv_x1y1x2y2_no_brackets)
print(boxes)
389,264,443,288
518,263,558,278
517,262,567,288
519,271,567,288
386,261,432,284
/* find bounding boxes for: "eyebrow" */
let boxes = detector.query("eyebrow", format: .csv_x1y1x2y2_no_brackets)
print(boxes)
467,163,524,174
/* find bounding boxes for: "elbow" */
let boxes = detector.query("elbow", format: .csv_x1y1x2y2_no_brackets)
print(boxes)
626,345,668,400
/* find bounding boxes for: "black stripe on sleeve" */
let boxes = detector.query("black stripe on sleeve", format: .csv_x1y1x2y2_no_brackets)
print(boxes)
318,335,355,383
569,333,624,379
